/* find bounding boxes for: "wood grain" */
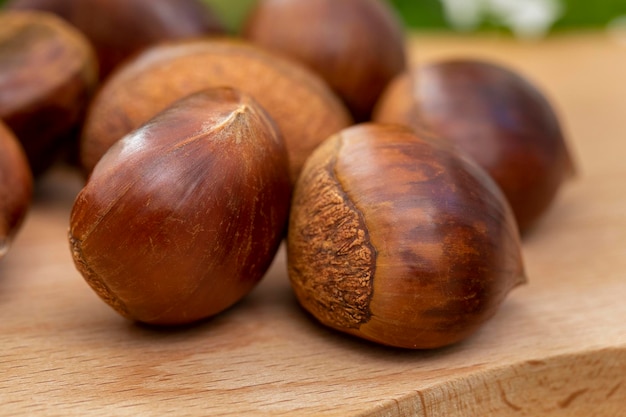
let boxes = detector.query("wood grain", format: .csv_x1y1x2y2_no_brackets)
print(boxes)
1,32,625,416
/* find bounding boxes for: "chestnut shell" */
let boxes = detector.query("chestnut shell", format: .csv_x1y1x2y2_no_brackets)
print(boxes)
374,59,575,233
244,0,407,121
0,11,98,175
69,88,291,325
287,123,525,349
81,39,352,182
0,121,33,259
5,0,225,78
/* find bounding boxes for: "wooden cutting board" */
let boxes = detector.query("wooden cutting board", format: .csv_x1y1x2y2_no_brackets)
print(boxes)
1,32,625,416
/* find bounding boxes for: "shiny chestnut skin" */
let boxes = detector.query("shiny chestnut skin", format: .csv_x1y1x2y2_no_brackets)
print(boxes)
244,0,407,122
0,11,98,175
0,121,33,259
374,59,575,233
69,88,291,325
81,39,352,182
5,0,225,78
287,123,525,349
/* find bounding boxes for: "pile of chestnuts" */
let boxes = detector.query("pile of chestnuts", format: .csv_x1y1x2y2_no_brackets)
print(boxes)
0,0,574,349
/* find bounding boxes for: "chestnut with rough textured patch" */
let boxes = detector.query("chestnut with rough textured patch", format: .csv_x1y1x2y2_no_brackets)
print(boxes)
374,59,574,233
69,88,291,325
0,121,33,259
288,124,526,349
5,0,225,78
0,11,97,175
81,39,352,182
244,0,406,122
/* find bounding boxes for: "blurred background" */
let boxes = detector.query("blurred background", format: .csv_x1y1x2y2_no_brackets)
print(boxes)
1,0,624,39
204,0,626,39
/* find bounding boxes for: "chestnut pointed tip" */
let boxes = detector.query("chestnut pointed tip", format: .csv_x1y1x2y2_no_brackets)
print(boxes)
515,271,529,288
563,150,579,180
509,265,529,291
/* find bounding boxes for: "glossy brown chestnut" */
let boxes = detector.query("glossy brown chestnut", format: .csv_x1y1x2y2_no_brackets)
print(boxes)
0,11,98,175
81,39,352,182
287,123,526,349
69,88,291,325
244,0,407,122
374,59,575,233
0,121,33,259
4,0,225,78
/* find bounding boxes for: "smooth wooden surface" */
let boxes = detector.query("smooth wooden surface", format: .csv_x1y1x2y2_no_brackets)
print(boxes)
1,32,626,416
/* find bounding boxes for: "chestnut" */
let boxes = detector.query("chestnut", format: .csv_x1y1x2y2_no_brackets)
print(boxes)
287,123,525,349
4,0,225,78
374,59,575,233
244,0,407,122
80,39,352,182
69,88,291,325
0,11,98,175
0,121,33,259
